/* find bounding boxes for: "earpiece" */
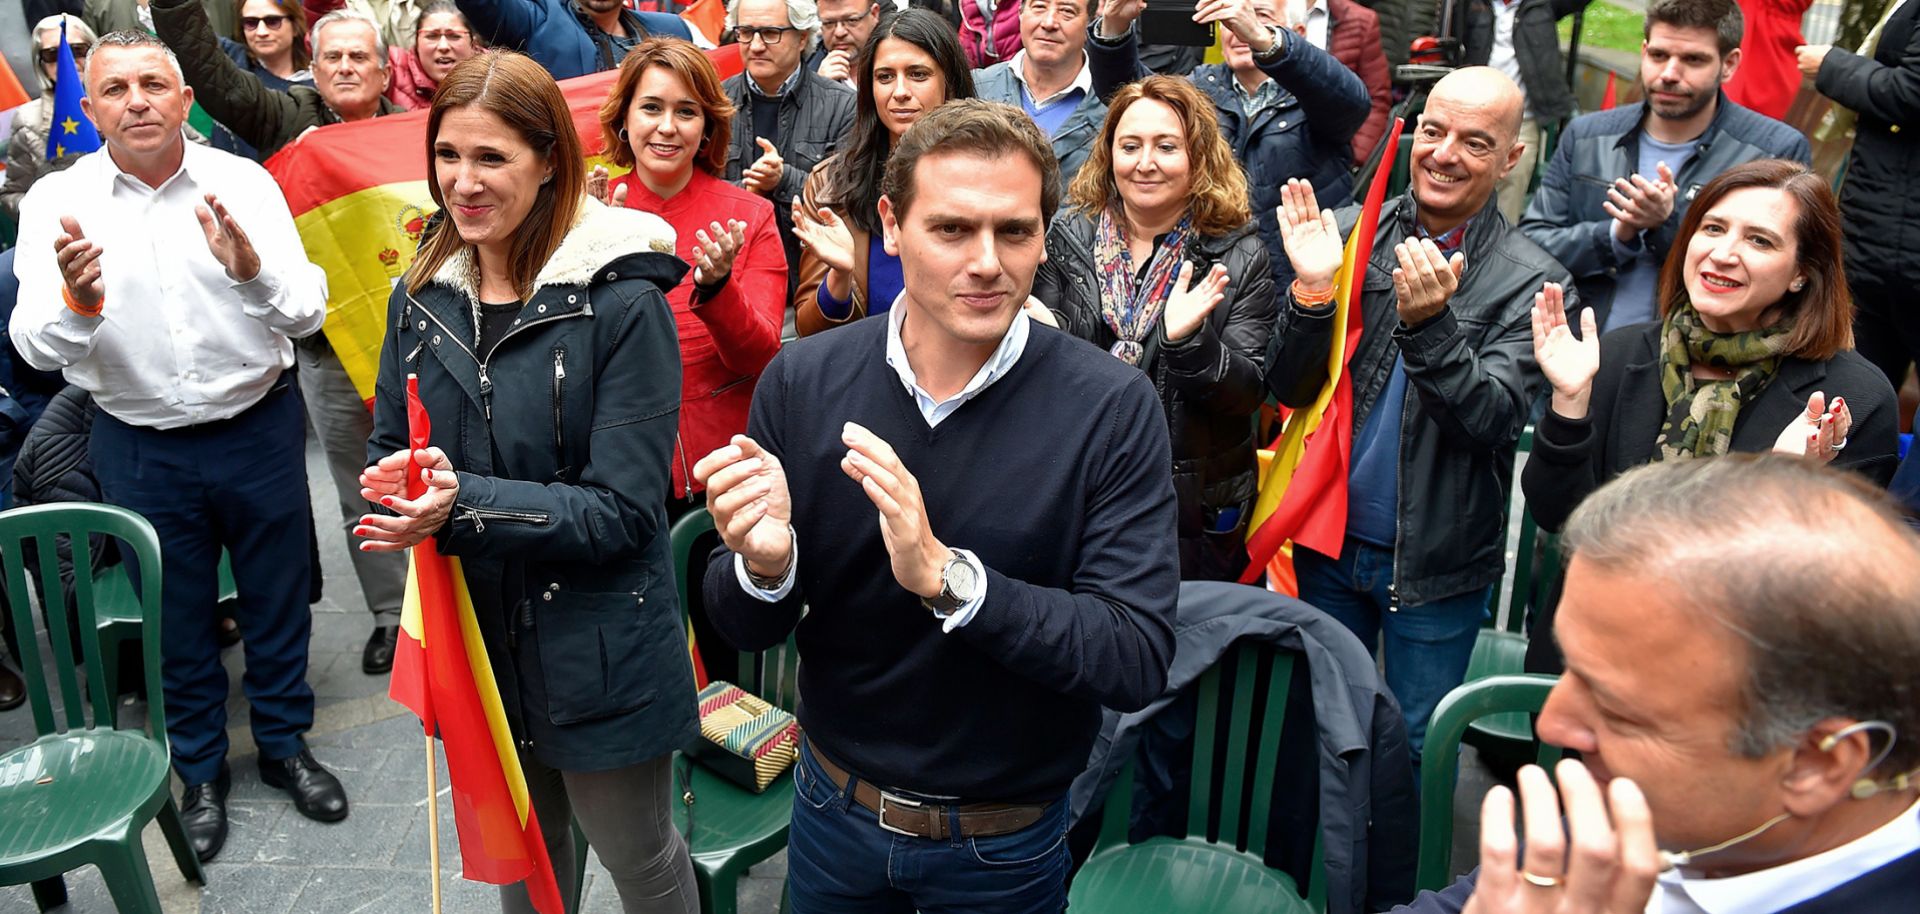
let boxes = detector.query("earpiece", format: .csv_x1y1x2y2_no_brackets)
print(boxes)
1816,721,1916,800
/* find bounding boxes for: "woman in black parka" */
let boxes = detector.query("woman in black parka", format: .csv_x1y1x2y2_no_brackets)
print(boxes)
355,52,698,914
1031,75,1277,581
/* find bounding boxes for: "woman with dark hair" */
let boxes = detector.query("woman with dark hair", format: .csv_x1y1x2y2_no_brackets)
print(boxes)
594,38,785,507
227,0,312,89
1032,75,1275,581
789,8,974,336
385,0,481,110
355,51,699,914
1523,159,1902,539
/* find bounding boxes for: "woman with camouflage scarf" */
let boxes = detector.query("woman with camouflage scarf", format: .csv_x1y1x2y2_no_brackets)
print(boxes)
1521,159,1902,537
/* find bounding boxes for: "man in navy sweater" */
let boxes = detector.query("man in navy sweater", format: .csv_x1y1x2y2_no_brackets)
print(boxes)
697,99,1179,912
1397,456,1920,914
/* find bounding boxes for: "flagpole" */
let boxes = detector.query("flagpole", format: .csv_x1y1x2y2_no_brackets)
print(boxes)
427,734,443,914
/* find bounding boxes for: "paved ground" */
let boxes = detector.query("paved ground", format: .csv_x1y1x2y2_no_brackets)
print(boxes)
0,437,788,914
0,437,1499,913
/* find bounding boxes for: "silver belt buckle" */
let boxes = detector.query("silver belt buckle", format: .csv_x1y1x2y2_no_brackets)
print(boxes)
876,790,925,836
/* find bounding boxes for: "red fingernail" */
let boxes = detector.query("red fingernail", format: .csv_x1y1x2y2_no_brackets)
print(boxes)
380,496,394,507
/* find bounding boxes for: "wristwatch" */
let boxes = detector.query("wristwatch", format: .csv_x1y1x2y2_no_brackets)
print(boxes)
1253,24,1288,62
921,549,980,617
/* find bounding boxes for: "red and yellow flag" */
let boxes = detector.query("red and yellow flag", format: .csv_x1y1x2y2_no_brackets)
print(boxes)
1242,118,1405,586
263,47,745,403
391,377,565,914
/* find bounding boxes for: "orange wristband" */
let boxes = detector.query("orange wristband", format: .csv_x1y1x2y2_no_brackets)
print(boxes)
62,286,102,317
1291,279,1336,307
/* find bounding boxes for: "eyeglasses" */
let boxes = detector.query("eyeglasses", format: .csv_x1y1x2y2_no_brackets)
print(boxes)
819,12,871,31
241,15,290,31
37,43,89,65
733,26,797,46
417,29,472,45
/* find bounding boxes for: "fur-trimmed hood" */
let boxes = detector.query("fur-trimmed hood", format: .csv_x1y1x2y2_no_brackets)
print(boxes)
428,197,680,301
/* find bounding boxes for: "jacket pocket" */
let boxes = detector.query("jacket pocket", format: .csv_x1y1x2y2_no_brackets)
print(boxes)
536,587,667,726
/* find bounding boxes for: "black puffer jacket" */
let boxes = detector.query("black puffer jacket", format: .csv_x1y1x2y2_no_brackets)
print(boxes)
153,0,405,162
1447,0,1593,123
1033,211,1277,581
1264,194,1567,605
1819,0,1920,290
367,201,697,772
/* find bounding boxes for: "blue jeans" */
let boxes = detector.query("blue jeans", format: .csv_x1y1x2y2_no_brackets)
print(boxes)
786,741,1070,914
1295,540,1490,765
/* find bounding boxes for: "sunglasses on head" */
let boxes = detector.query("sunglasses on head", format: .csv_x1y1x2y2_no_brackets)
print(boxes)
38,43,89,65
242,14,290,30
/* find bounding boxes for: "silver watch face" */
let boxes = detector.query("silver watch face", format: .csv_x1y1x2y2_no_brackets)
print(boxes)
946,555,980,602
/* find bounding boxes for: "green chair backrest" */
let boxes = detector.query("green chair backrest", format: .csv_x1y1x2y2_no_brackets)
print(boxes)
0,503,168,742
1416,674,1561,891
1096,640,1321,906
668,507,800,711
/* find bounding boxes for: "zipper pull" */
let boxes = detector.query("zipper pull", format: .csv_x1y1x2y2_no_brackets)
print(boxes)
462,506,484,533
478,364,493,420
554,351,566,380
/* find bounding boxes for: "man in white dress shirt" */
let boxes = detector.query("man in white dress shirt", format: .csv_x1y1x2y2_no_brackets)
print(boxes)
10,30,349,864
1394,455,1920,914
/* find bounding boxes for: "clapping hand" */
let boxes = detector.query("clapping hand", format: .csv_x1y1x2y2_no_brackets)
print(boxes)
1531,282,1599,420
694,434,796,578
742,137,784,196
1275,179,1342,297
1606,162,1676,242
790,198,857,274
693,219,749,287
54,215,104,311
1162,261,1230,343
355,447,460,552
840,422,950,599
1460,760,1659,914
196,194,261,283
1773,391,1851,463
587,165,630,208
1393,238,1464,325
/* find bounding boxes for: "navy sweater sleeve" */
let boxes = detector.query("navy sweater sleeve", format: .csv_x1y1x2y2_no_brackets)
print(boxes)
953,369,1179,713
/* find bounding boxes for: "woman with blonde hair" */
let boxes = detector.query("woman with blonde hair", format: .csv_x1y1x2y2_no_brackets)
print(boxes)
1031,74,1276,581
356,51,699,914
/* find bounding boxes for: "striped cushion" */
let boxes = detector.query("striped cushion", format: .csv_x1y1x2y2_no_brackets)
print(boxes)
692,680,800,792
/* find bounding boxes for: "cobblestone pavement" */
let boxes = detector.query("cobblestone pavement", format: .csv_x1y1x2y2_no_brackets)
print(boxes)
0,438,787,913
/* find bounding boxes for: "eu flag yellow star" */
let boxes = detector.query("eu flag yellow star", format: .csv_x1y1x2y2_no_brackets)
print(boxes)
61,116,79,135
54,144,65,157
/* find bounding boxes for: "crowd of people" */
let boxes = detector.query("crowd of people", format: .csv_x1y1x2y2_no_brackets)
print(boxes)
0,0,1917,911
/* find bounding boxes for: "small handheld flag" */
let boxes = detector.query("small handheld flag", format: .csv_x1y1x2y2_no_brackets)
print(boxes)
46,18,100,161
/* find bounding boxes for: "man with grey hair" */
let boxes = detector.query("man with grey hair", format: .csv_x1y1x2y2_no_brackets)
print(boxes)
11,28,347,863
152,0,418,678
724,0,854,305
1395,453,1920,913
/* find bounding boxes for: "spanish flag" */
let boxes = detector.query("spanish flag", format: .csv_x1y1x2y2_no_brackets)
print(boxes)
390,376,565,913
1242,118,1404,585
263,46,745,402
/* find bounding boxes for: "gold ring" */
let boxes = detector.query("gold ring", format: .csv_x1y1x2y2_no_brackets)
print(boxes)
1521,871,1561,888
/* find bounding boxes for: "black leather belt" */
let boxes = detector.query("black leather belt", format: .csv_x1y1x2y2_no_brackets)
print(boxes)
810,745,1049,840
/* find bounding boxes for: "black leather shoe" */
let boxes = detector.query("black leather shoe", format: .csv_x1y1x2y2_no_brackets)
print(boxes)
0,663,24,711
259,748,350,823
361,625,399,675
180,766,231,862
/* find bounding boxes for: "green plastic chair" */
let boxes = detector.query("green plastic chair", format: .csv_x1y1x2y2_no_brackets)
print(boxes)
1415,674,1562,892
0,503,206,912
91,550,238,700
569,508,796,914
1469,428,1564,750
1072,640,1325,914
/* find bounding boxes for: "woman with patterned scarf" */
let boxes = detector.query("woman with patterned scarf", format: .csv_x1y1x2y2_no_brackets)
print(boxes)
1523,158,1902,540
1031,75,1276,581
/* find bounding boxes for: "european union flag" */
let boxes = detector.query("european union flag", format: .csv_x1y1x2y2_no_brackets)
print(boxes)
46,18,100,161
